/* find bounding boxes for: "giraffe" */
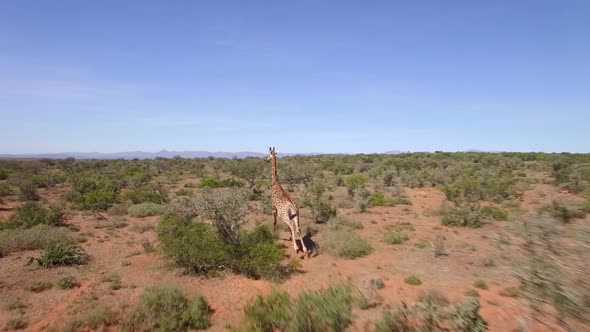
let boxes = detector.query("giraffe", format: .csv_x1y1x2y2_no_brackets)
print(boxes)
267,147,309,257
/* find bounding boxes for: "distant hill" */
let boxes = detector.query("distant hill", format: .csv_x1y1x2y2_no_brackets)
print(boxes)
384,150,407,155
462,149,504,153
0,149,507,159
0,150,317,160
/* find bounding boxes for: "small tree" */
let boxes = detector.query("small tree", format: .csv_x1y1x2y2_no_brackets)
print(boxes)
303,181,336,223
229,158,265,191
279,161,318,195
17,180,40,201
383,173,396,187
353,188,370,213
195,189,249,245
345,174,367,197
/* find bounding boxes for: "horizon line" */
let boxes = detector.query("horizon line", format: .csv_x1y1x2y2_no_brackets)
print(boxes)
1,149,588,157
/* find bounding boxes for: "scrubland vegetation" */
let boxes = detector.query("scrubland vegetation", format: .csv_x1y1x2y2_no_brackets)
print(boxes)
0,152,589,330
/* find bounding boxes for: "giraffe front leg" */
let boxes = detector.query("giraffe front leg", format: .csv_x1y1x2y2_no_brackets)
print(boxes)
273,210,277,232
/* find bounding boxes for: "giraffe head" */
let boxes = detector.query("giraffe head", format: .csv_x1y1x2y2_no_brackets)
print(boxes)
267,146,277,161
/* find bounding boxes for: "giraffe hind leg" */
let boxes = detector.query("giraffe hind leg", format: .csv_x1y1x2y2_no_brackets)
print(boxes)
287,223,298,253
289,211,308,257
295,223,309,257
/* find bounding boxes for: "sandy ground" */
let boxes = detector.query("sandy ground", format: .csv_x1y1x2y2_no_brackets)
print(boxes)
0,178,587,331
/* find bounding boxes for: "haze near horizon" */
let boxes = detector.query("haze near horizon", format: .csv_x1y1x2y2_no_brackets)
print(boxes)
1,1,589,154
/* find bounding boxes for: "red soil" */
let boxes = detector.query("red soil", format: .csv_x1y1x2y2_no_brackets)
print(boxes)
0,181,586,331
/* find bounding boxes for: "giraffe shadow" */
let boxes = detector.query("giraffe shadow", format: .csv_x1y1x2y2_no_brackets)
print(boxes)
296,233,319,258
279,233,319,258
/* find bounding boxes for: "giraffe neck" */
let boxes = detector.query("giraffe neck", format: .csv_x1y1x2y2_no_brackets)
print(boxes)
271,156,281,188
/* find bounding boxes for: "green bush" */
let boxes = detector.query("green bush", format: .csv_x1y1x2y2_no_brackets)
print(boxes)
228,158,266,191
122,183,168,204
0,183,11,196
194,189,249,245
375,308,410,332
121,285,211,331
323,226,373,259
415,240,429,249
260,195,273,215
390,196,413,205
159,215,230,275
447,298,487,332
58,276,80,289
480,257,496,267
375,300,445,332
234,226,284,280
303,196,337,224
442,204,484,228
384,230,409,245
236,284,354,332
17,180,40,201
405,275,422,286
69,181,118,211
499,286,520,298
331,216,363,230
481,206,508,221
27,280,53,292
29,243,89,268
383,173,396,187
86,306,116,329
353,188,370,212
107,203,128,216
345,174,367,196
101,272,123,290
5,202,66,229
128,203,169,218
368,192,387,207
334,162,354,175
158,215,283,279
0,224,74,253
418,289,450,306
197,176,221,188
375,286,484,332
473,279,488,290
541,201,586,223
240,290,292,331
291,285,353,332
441,170,515,204
176,188,194,197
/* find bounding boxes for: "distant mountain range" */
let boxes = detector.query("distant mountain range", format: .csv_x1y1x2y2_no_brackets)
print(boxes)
0,150,314,160
384,150,407,155
0,149,502,160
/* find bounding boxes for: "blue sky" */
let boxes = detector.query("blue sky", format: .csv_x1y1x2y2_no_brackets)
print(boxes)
1,1,589,154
